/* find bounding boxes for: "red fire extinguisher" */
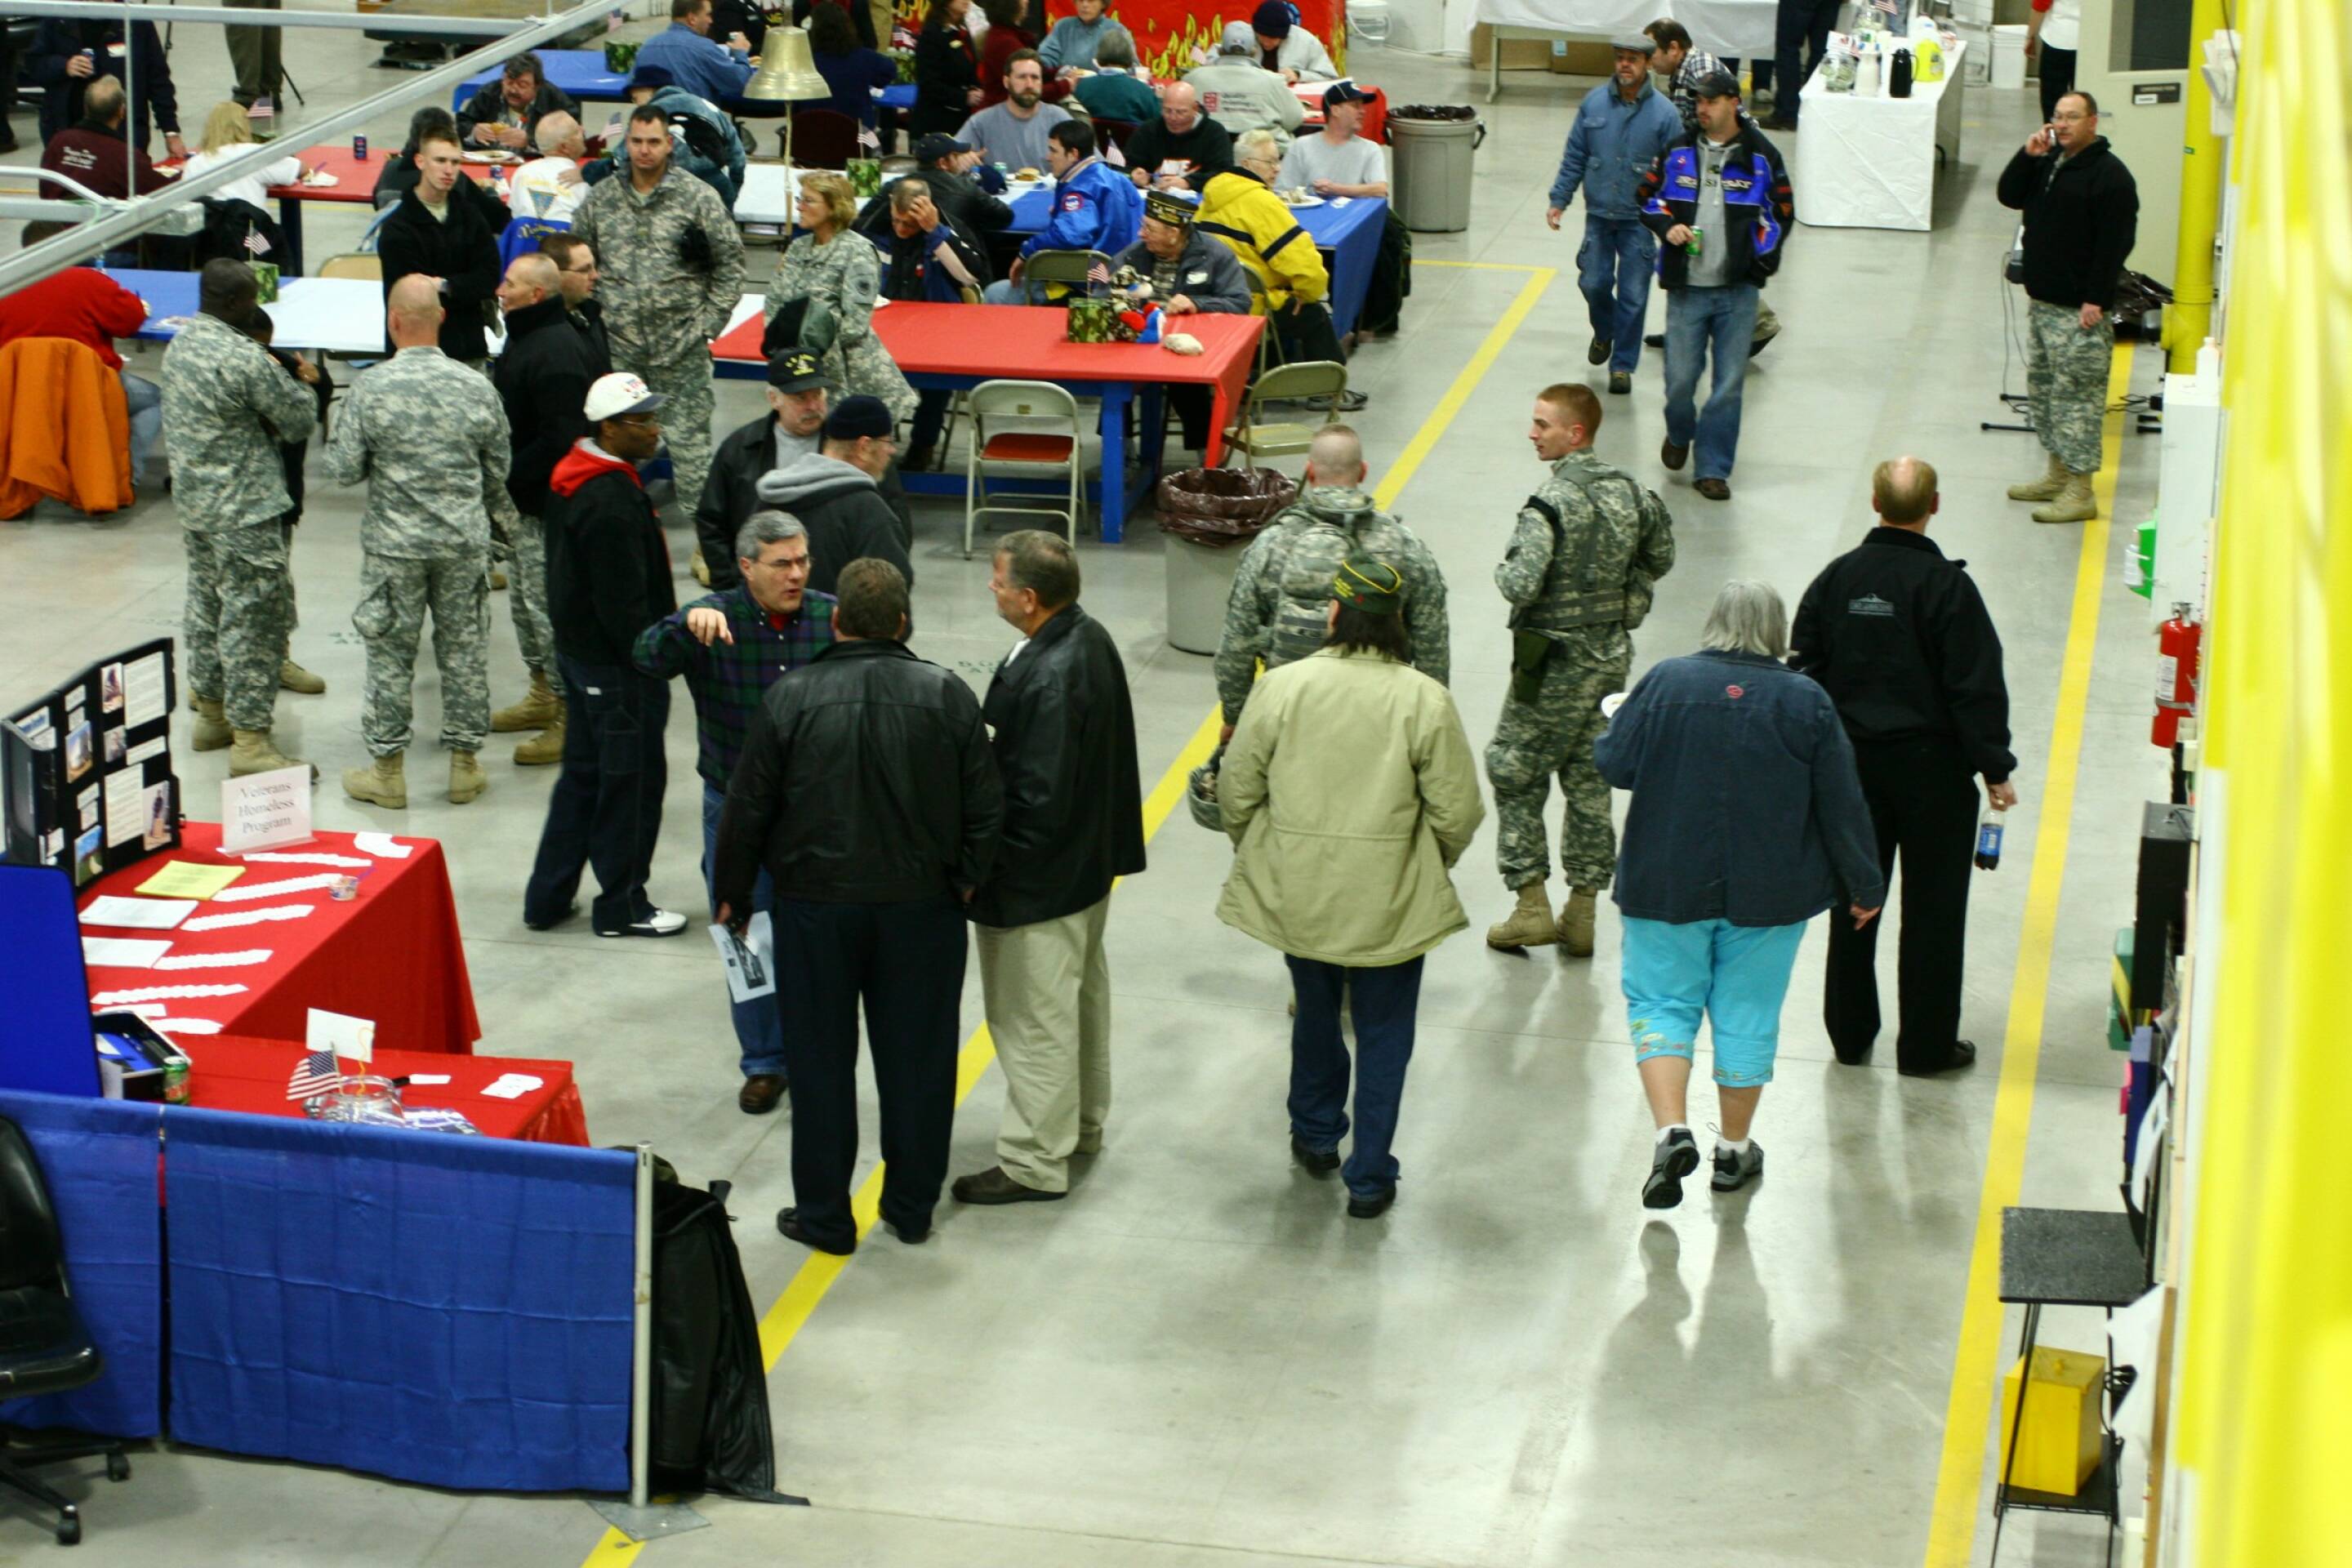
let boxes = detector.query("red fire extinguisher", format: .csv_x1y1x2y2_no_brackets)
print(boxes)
2154,603,2201,748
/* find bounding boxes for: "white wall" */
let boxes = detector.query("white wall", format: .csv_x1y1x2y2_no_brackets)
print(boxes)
1361,0,1477,56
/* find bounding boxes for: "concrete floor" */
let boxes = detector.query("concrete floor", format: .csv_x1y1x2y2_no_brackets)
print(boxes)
3,19,2166,1568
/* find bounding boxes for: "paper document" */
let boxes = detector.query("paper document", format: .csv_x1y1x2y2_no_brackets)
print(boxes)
154,948,273,970
82,935,172,969
241,851,371,869
710,912,777,1004
147,1017,223,1036
104,768,148,848
185,902,315,931
215,873,341,901
308,1007,375,1066
479,1073,546,1100
407,1073,452,1085
136,862,246,899
122,653,167,728
82,895,198,929
354,832,412,858
93,982,248,1005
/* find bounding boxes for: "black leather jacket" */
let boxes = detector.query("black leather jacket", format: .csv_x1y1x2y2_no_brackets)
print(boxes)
713,639,1003,908
968,606,1146,929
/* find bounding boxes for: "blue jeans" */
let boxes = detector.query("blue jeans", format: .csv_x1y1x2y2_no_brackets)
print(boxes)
1620,915,1807,1087
1577,216,1656,372
122,370,161,487
1286,954,1423,1200
982,277,1051,305
701,782,786,1079
1663,283,1761,482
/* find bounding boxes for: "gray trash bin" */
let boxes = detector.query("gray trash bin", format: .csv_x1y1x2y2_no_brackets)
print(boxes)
1389,105,1485,233
1165,536,1243,655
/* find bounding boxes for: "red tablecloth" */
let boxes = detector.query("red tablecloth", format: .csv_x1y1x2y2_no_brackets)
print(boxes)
78,823,481,1054
711,302,1263,467
185,1035,588,1146
160,145,497,205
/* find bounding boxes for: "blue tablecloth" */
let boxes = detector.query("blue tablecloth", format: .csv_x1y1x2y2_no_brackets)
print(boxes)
1003,190,1385,338
452,47,634,113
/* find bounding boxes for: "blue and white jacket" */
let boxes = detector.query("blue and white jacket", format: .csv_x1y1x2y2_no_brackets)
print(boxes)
1020,155,1144,260
1636,122,1794,290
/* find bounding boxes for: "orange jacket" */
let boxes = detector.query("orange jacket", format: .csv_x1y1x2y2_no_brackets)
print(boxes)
0,336,133,519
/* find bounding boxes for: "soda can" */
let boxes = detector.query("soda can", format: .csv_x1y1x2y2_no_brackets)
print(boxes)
1684,225,1704,256
354,133,369,160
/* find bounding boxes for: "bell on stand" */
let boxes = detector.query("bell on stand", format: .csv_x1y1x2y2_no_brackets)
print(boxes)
742,24,831,197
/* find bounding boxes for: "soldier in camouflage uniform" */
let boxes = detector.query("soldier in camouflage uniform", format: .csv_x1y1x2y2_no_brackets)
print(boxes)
1214,425,1448,740
569,104,746,532
323,276,519,809
161,261,322,779
1486,385,1676,956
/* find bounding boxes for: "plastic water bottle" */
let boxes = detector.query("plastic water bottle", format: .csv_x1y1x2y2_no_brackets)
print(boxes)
1975,804,2005,871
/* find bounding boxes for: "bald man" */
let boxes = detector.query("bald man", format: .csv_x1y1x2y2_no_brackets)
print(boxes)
511,111,589,223
490,249,604,764
1125,82,1236,189
325,274,520,808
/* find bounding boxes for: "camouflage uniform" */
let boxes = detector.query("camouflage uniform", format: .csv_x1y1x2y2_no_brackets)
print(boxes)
1214,486,1450,726
323,345,517,759
1486,450,1676,890
2026,299,2112,474
161,312,318,730
766,230,918,422
506,513,559,691
570,163,746,523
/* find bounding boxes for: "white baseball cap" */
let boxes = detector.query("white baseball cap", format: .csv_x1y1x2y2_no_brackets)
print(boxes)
583,372,666,422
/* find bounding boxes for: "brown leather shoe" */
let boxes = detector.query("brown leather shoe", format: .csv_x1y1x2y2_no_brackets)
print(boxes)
1660,438,1689,471
1695,477,1732,501
737,1074,786,1115
950,1165,1066,1205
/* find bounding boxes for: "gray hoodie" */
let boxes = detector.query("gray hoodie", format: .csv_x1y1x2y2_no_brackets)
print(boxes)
753,452,914,595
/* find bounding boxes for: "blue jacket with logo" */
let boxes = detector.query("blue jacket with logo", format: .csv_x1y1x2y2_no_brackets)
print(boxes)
1550,80,1682,220
1021,156,1143,260
1636,122,1794,290
1593,648,1884,927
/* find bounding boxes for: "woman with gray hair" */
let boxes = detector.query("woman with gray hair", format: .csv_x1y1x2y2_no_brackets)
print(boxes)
1592,579,1884,1209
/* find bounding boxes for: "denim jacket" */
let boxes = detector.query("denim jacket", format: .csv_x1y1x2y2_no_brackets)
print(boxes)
1550,80,1682,220
1593,649,1885,926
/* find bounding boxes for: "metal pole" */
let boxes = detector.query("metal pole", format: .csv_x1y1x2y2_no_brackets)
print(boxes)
0,1,559,38
0,0,617,293
2163,0,2228,372
630,1140,653,1511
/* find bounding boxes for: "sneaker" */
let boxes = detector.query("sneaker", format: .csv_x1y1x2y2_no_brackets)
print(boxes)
1642,1127,1700,1209
1335,389,1369,412
596,907,688,938
1711,1140,1765,1193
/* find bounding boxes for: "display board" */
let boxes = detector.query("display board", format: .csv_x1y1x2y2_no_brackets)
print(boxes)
891,2,1349,80
2,639,181,889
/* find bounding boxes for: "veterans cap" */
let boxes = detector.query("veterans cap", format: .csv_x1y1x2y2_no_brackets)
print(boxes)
1690,66,1741,97
766,349,826,393
627,64,675,91
1252,2,1295,38
1332,557,1405,615
584,372,664,421
1610,33,1658,56
912,131,972,161
822,395,894,441
1322,81,1371,110
1143,187,1197,226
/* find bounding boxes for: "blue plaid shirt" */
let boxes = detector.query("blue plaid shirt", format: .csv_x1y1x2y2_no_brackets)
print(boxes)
634,585,837,788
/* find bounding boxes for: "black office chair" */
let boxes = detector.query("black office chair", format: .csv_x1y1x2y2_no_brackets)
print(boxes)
0,1116,130,1546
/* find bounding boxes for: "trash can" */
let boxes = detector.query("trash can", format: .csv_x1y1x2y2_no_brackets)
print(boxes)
1388,105,1485,233
1157,468,1297,654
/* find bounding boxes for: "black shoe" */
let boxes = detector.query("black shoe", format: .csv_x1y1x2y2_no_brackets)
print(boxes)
1290,1134,1340,1175
523,900,578,932
1643,1127,1701,1209
1833,1045,1873,1067
776,1206,855,1254
1346,1185,1395,1218
1587,333,1611,366
884,1217,931,1245
950,1165,1066,1204
1764,116,1798,132
1899,1040,1980,1077
1608,370,1632,395
1660,439,1689,472
1643,331,1665,349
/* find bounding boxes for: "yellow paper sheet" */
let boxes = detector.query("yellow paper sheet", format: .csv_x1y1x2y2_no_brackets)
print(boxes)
134,861,247,900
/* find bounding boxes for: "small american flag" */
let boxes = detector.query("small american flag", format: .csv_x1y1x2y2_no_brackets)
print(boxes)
286,1047,339,1101
1086,257,1111,284
243,228,272,257
857,122,880,150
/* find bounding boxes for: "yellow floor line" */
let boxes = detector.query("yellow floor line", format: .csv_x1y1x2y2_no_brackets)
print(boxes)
581,266,1558,1563
1921,341,2136,1566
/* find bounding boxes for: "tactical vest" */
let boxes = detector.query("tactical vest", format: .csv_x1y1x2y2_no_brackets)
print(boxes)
1511,460,1659,633
1263,496,1381,668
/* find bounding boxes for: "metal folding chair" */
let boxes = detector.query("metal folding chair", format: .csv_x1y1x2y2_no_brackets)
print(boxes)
964,379,1083,556
1224,360,1348,470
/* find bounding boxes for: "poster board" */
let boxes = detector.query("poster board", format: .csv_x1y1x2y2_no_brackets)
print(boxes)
2,638,181,890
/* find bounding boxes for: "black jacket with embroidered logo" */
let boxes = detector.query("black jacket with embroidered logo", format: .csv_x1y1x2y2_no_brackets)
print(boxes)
1995,136,2139,311
1789,526,2016,784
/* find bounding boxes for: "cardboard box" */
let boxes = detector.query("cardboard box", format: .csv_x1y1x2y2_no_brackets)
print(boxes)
1999,1347,2107,1495
1549,42,1618,75
1471,23,1555,70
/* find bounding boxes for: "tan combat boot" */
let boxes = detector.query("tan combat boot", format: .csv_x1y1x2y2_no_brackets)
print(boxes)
1486,882,1560,951
278,657,326,694
490,566,509,590
691,546,711,586
191,695,233,751
2033,471,2098,524
1557,889,1598,957
448,750,488,804
2007,452,2069,502
343,751,406,808
490,668,559,733
230,729,314,781
513,702,565,765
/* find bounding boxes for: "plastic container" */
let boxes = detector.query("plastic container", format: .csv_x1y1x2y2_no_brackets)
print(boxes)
1388,105,1485,233
1990,23,2028,90
1348,0,1391,46
1156,467,1295,654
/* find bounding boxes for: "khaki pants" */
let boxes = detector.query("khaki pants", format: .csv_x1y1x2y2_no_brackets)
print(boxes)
975,895,1113,1193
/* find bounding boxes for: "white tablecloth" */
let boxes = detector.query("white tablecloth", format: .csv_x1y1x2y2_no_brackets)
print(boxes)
1474,0,1779,59
1791,39,1969,232
136,278,389,354
733,163,1048,227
